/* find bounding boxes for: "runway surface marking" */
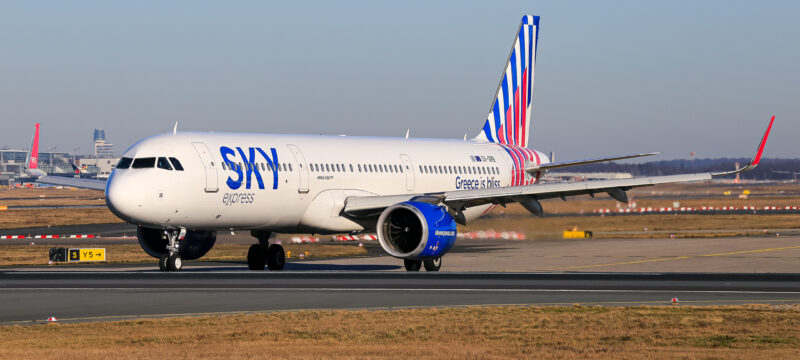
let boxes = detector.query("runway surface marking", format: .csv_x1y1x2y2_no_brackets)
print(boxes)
543,245,800,271
5,299,800,326
3,288,799,294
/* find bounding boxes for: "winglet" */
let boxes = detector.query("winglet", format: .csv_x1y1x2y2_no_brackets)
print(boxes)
712,115,775,176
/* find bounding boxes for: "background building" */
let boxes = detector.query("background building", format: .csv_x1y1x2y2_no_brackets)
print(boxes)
93,128,114,158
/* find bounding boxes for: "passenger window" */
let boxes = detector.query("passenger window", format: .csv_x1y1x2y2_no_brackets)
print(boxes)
358,164,362,172
368,164,373,172
283,163,287,171
132,157,156,169
349,164,353,172
289,163,293,171
116,157,133,169
157,157,173,170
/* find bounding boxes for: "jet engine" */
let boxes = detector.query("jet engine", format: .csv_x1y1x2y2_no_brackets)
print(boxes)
376,202,457,259
137,226,216,260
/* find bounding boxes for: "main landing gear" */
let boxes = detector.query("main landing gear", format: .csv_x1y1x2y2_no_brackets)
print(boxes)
159,228,186,272
247,230,285,271
404,257,442,272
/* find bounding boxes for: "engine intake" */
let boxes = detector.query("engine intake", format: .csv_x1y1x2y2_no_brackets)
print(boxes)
137,226,216,260
376,202,457,259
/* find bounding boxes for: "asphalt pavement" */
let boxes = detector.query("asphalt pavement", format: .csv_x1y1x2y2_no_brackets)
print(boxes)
1,271,799,325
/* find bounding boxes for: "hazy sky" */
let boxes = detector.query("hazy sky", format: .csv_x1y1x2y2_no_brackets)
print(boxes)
1,1,797,161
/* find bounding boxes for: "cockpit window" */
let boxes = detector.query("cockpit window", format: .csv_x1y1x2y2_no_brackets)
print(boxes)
157,157,173,170
131,157,156,169
116,157,133,169
169,157,184,171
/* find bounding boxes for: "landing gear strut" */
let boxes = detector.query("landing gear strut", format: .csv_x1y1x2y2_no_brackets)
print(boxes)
159,228,185,272
248,230,285,271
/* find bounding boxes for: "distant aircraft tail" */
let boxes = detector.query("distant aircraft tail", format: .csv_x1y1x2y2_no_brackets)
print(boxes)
25,123,46,177
474,15,539,148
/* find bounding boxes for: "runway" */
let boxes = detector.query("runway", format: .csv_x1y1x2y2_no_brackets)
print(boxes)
2,271,799,325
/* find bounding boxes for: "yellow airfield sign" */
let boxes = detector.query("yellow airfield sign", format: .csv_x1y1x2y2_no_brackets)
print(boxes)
68,248,106,262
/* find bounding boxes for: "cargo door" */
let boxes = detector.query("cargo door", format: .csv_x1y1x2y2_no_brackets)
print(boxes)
191,142,219,193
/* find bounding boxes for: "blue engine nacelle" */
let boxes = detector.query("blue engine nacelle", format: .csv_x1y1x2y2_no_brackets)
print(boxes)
376,201,457,260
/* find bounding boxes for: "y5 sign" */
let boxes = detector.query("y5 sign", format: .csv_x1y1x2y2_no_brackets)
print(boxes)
220,146,279,190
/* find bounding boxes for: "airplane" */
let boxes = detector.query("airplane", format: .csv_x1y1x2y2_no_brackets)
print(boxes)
32,15,775,272
24,123,47,177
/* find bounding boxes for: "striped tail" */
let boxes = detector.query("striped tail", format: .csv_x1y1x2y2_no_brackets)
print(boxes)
474,15,539,148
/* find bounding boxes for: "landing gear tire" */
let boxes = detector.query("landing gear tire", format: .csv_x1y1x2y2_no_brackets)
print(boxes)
404,259,422,272
167,254,183,271
266,244,285,270
423,257,442,272
158,256,169,272
247,244,266,270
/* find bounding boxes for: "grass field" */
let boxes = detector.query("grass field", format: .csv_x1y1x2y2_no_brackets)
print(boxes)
0,243,367,267
3,183,800,237
1,306,799,359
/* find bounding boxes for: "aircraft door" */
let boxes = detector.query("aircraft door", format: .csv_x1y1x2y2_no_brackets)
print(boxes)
400,154,415,191
191,142,219,193
287,144,309,193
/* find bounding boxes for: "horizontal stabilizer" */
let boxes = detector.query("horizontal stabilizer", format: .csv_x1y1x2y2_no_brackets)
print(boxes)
525,152,659,173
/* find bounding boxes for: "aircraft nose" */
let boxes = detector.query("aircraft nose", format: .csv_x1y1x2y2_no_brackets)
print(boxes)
105,172,144,223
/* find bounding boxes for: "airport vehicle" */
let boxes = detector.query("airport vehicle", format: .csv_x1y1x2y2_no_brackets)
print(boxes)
32,16,774,272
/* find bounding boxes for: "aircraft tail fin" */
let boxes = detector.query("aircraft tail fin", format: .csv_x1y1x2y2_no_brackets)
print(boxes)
474,15,540,148
25,123,46,177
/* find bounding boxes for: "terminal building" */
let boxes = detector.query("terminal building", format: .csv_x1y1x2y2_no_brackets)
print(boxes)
0,149,73,178
0,128,119,184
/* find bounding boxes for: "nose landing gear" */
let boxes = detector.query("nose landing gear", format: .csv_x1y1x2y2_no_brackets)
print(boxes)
159,228,185,272
247,230,285,271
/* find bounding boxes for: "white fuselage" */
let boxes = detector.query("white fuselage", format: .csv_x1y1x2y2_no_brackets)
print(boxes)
105,132,549,233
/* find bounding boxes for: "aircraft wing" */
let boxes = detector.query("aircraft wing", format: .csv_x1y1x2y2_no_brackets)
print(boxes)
344,116,774,221
36,176,107,191
343,172,710,219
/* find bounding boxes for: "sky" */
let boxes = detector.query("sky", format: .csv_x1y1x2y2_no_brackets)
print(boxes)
0,1,797,161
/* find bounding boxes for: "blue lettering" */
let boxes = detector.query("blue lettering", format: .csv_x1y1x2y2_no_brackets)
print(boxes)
256,147,279,190
220,146,242,190
235,147,265,190
221,146,279,191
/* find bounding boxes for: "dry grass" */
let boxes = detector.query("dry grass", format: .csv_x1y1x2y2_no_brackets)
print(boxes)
466,212,800,240
1,305,799,359
0,188,105,206
0,243,367,266
0,208,123,230
3,183,800,238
